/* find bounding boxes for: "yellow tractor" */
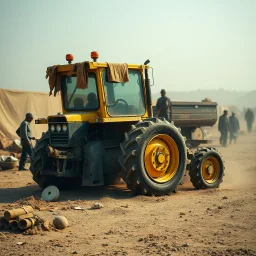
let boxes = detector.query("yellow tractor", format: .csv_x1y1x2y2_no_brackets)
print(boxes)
31,52,224,195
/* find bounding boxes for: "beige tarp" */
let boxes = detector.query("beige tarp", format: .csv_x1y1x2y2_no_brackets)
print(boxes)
0,89,62,139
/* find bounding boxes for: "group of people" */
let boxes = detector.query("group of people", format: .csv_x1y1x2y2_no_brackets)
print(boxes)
218,110,240,147
218,108,254,147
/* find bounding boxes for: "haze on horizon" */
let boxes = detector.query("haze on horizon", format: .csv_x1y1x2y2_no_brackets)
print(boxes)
0,0,255,94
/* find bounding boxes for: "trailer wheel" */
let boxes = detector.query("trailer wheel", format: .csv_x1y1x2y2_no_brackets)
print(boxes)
189,147,224,189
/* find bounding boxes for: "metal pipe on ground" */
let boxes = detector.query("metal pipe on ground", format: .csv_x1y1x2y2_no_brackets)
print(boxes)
2,218,11,229
18,217,36,230
0,217,6,229
16,213,34,221
4,206,34,221
10,220,19,230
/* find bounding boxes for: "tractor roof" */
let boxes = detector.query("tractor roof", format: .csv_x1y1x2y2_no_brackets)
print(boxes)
57,62,148,72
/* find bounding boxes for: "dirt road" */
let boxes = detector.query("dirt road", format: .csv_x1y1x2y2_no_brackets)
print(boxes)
0,125,256,256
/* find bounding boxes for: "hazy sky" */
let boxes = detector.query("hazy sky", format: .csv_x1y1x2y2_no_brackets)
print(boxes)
0,0,255,93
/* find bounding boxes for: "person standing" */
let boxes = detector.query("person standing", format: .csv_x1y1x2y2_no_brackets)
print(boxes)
218,110,230,147
229,112,240,144
16,113,36,171
155,89,171,120
245,108,254,133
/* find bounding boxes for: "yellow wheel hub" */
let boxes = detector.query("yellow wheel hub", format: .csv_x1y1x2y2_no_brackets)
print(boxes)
201,156,220,184
144,134,179,183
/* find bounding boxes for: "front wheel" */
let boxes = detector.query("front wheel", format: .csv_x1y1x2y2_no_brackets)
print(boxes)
119,118,187,196
189,147,225,189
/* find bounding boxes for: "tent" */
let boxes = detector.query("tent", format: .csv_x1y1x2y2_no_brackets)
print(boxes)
0,89,62,139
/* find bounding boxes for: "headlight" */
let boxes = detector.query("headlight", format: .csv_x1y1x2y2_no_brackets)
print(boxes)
62,124,68,132
56,124,61,132
50,125,55,132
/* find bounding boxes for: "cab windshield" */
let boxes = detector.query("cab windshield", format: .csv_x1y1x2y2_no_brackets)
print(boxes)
61,73,99,111
103,70,146,116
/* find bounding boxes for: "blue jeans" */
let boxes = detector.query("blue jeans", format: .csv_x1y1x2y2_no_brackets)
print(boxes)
19,144,32,170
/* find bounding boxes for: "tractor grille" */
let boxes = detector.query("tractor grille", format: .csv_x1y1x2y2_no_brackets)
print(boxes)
50,132,69,146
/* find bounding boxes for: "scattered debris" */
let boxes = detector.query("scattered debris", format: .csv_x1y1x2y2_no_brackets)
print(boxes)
15,196,48,210
53,216,68,230
182,243,190,247
73,206,84,210
105,229,114,235
16,242,25,246
35,206,47,211
49,207,59,212
90,203,104,210
10,152,21,159
4,206,34,220
11,140,22,153
0,155,18,170
42,220,51,231
1,205,55,235
0,137,13,149
41,186,60,202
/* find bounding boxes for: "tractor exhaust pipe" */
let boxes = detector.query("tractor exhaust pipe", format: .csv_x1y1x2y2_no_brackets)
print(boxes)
144,59,153,117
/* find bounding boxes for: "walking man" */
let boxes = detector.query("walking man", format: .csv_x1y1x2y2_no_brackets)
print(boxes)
16,113,35,171
218,110,230,147
245,108,254,133
229,112,240,144
155,89,171,120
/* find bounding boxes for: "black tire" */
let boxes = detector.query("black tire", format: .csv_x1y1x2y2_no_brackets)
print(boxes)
189,147,224,189
30,132,50,188
31,132,81,190
119,118,187,196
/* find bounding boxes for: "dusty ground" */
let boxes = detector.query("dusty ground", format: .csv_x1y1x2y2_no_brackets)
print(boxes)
0,123,256,256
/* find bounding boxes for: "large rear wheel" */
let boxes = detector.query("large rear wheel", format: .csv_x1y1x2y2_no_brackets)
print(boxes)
119,118,187,196
189,147,224,189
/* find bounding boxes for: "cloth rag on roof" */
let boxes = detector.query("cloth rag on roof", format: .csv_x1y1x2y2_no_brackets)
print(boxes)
107,63,129,83
68,62,89,89
46,65,61,96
